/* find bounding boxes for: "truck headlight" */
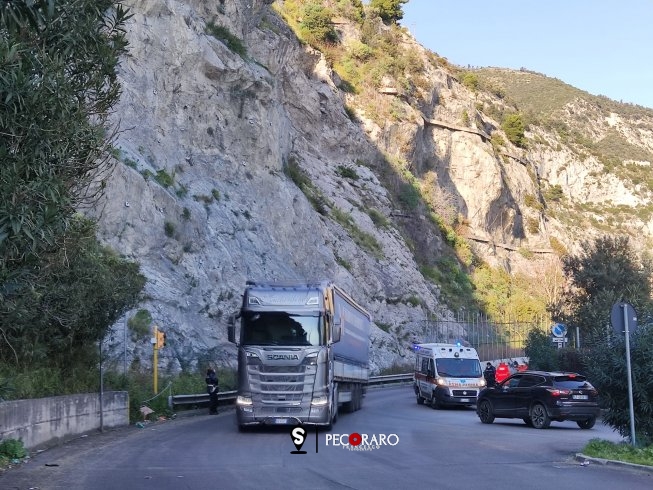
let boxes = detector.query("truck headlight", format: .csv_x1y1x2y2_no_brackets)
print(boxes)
303,352,318,366
237,395,253,406
311,395,329,406
245,351,261,366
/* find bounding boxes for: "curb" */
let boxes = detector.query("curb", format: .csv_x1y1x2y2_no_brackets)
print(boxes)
575,453,653,474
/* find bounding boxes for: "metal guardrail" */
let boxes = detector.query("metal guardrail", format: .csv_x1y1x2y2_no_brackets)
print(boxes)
168,373,414,410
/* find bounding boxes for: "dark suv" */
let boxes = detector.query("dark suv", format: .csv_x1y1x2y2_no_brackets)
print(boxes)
476,370,600,429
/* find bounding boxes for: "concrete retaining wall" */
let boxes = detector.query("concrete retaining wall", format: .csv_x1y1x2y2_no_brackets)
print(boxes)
0,391,129,450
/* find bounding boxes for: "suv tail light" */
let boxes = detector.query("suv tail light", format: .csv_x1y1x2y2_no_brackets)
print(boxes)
546,388,571,396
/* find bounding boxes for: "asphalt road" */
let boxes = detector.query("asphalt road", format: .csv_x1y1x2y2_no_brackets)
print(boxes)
1,385,651,489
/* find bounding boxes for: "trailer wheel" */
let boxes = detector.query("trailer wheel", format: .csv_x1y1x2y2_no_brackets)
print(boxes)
357,384,364,410
342,385,354,413
354,384,362,411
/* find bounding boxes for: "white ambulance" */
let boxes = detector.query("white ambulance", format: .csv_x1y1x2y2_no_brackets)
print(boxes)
413,343,485,408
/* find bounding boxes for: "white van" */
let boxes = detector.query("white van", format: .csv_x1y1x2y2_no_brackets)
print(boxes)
413,343,485,408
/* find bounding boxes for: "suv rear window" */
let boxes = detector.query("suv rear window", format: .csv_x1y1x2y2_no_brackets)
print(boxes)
553,375,591,389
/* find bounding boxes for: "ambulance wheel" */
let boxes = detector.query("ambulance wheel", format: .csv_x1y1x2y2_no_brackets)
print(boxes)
416,387,425,405
431,392,441,409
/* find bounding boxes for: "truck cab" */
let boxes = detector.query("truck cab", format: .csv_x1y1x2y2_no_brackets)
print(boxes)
228,281,371,431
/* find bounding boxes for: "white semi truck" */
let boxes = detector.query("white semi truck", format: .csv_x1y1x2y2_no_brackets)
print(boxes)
228,281,372,430
413,342,486,408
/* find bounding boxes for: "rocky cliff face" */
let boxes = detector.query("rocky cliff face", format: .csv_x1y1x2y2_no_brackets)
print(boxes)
90,0,653,373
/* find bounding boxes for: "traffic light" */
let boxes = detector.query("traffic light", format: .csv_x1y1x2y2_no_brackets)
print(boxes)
156,330,166,349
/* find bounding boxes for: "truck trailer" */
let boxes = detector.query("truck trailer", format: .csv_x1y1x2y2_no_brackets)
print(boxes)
228,280,372,430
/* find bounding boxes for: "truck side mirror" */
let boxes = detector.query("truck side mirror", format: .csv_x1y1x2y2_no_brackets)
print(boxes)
227,314,237,344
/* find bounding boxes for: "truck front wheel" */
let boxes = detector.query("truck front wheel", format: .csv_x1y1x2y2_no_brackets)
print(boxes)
331,387,339,425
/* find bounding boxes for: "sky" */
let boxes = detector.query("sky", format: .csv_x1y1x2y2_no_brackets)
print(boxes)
401,0,653,109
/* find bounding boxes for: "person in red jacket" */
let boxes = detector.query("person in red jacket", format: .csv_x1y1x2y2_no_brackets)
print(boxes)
495,362,511,384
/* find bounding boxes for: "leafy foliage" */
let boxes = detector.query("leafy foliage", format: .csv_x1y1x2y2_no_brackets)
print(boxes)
472,265,548,322
583,439,653,465
336,165,360,180
369,0,408,24
0,217,145,368
205,21,247,58
461,72,479,91
560,235,653,339
0,438,27,459
524,328,560,371
501,113,527,147
559,235,653,444
0,0,131,264
543,184,564,203
583,326,653,446
128,309,153,340
0,1,143,375
298,1,337,45
284,156,329,215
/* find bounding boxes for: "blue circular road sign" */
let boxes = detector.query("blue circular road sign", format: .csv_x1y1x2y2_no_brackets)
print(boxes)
551,323,567,338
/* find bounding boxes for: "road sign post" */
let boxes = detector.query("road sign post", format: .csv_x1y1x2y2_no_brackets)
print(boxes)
152,325,159,394
610,302,637,446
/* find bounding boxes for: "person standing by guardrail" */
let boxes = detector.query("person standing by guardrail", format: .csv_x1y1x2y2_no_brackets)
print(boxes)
483,362,496,388
205,368,219,414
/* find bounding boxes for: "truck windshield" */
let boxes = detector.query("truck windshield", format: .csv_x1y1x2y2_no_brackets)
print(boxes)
241,312,323,346
435,358,482,378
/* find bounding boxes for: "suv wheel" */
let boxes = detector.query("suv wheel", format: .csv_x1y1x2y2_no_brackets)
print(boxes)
477,400,495,424
577,417,596,430
530,403,551,429
522,417,533,427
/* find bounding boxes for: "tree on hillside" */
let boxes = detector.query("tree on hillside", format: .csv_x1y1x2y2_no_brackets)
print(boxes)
369,0,408,24
501,113,526,147
472,264,549,322
560,235,653,444
0,1,144,375
1,217,146,369
299,1,337,45
560,235,653,341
